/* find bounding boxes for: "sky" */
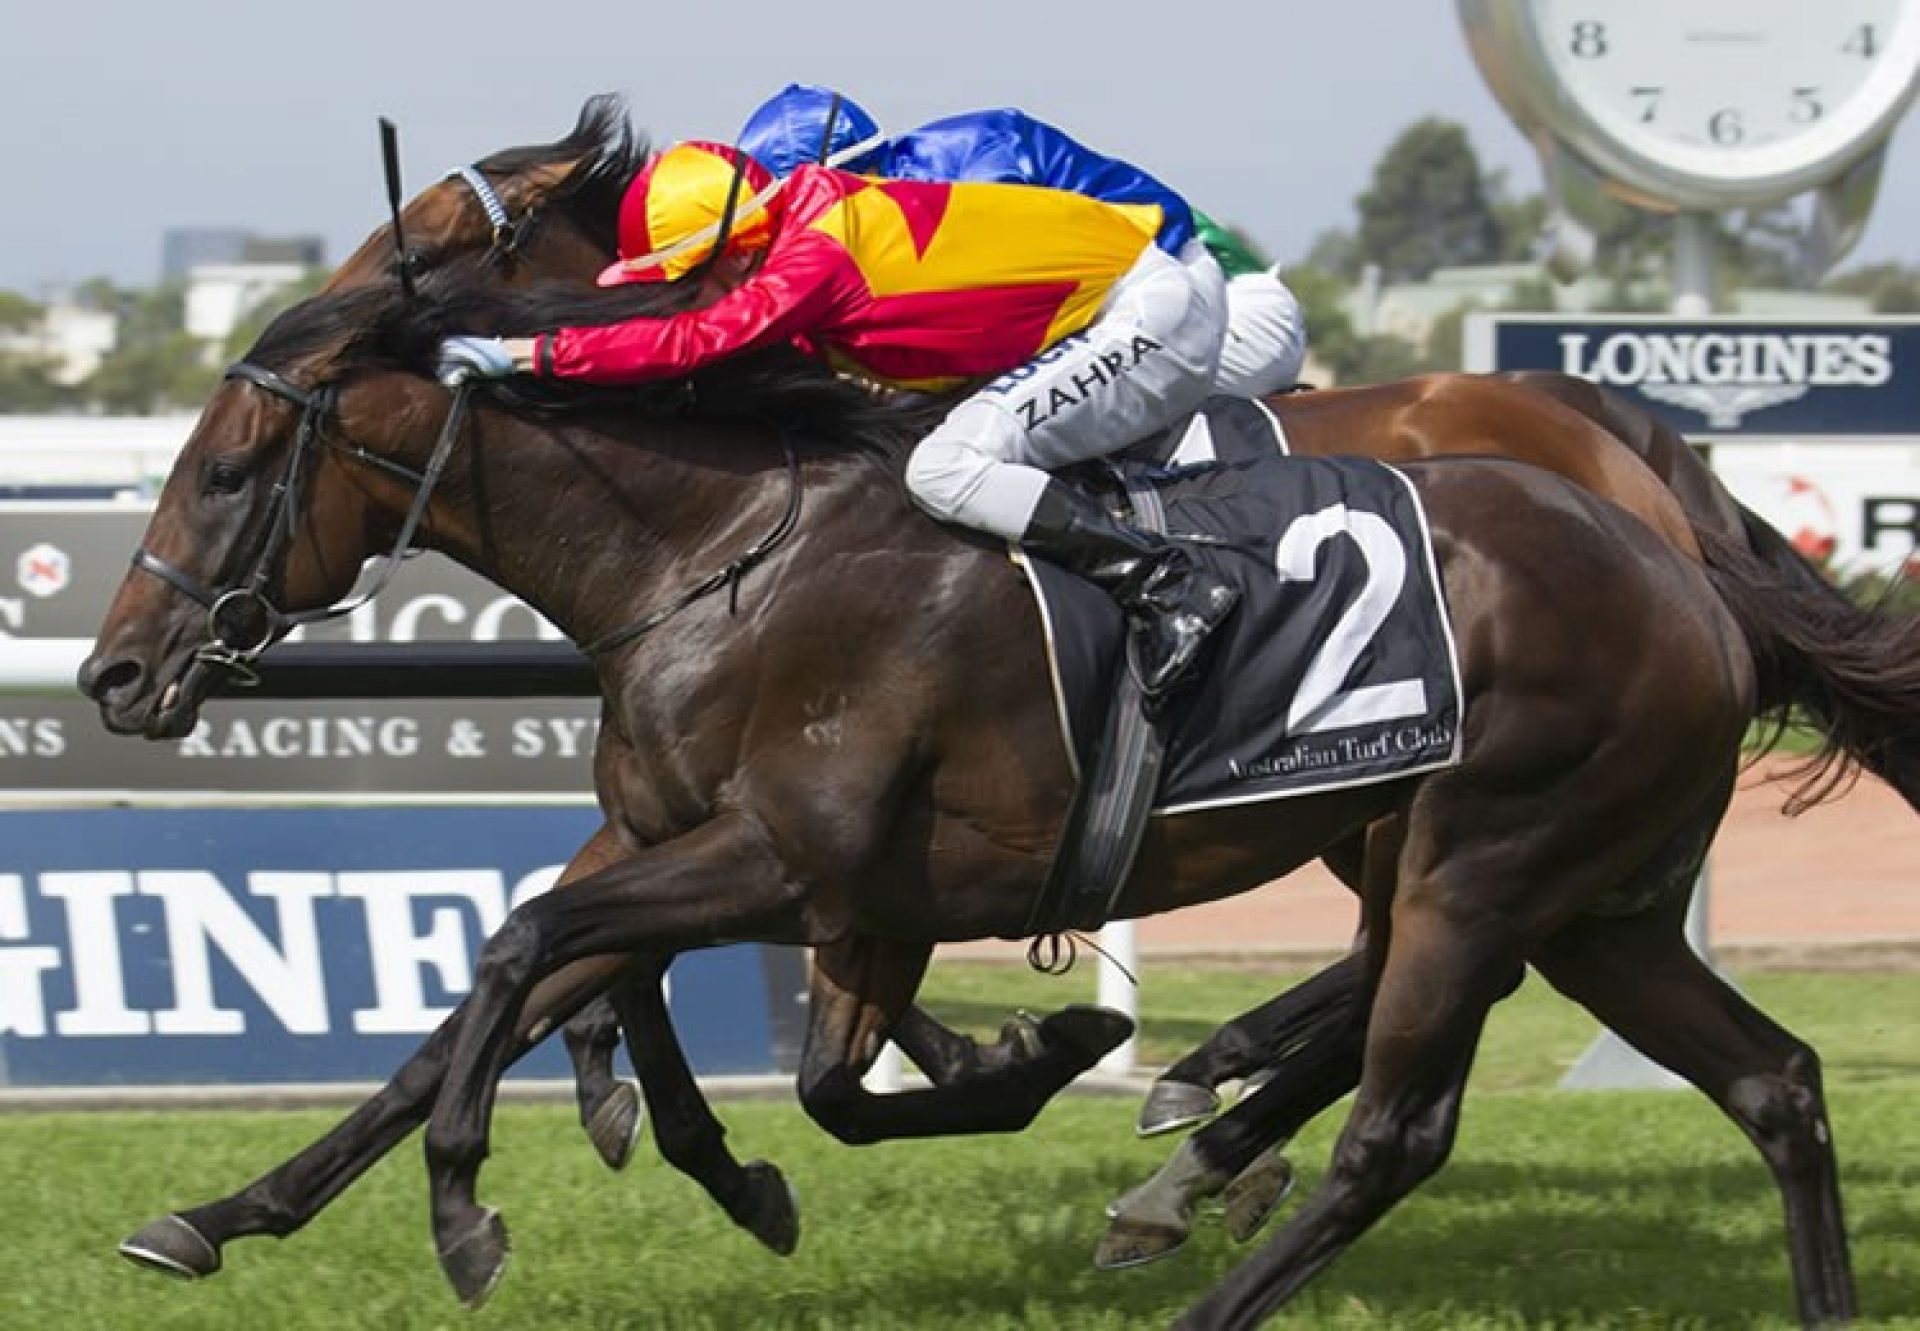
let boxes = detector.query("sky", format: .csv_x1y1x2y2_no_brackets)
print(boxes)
4,0,1917,294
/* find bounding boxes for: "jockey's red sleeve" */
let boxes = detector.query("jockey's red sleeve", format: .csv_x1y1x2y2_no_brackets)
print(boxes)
540,237,864,385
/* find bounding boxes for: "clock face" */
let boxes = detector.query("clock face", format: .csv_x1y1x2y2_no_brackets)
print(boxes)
1518,0,1920,200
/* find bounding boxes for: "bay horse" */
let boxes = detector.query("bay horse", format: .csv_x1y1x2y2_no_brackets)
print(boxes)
79,264,1855,1327
83,104,1915,1313
326,100,1918,1255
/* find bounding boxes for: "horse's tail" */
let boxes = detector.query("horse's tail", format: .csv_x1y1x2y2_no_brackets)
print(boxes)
1697,506,1920,814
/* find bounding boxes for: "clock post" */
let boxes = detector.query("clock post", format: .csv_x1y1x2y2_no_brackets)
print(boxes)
1459,0,1920,1089
1670,214,1715,317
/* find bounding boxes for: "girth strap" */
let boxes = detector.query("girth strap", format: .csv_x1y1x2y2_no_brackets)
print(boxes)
1023,471,1173,944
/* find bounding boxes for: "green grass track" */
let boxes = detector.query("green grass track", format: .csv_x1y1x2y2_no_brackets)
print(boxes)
2,964,1915,1329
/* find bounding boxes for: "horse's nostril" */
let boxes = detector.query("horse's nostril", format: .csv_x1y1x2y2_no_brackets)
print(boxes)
81,657,144,704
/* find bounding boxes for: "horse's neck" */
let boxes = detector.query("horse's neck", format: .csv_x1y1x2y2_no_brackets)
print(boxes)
418,412,897,650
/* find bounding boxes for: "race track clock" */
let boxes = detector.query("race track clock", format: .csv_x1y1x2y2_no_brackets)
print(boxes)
1460,0,1920,272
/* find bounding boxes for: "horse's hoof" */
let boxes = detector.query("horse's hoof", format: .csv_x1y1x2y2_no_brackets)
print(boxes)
997,1011,1047,1062
1094,1215,1190,1270
437,1207,511,1310
737,1160,801,1257
1136,1080,1221,1137
585,1078,645,1172
1038,1005,1135,1068
118,1214,221,1280
1222,1149,1295,1243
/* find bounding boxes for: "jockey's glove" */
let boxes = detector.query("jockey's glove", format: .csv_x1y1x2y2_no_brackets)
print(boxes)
436,336,517,386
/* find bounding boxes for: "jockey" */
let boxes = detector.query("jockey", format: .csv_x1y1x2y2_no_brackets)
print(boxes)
436,140,1237,696
738,84,1306,398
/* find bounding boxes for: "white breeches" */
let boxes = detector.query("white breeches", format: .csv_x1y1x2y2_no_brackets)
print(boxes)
905,240,1228,539
1215,268,1306,399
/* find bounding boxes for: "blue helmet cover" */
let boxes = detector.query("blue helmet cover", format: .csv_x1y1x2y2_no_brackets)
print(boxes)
738,83,884,176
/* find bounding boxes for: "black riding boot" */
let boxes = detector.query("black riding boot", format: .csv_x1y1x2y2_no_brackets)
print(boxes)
1019,481,1239,697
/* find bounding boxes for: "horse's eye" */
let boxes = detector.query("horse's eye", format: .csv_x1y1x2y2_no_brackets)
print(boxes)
206,460,248,495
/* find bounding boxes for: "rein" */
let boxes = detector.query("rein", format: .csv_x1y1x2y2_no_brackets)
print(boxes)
577,434,803,657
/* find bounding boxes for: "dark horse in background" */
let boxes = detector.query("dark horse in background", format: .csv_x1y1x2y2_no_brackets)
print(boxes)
76,187,1902,1320
299,97,1919,1263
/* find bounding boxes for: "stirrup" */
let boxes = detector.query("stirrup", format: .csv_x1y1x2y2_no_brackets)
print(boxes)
1131,583,1240,698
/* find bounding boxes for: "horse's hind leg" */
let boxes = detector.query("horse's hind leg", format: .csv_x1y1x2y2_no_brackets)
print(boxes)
1533,902,1856,1326
1177,880,1525,1330
796,935,1133,1144
602,958,800,1256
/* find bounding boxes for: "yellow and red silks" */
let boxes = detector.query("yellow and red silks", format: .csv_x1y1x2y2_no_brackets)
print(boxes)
538,163,1164,392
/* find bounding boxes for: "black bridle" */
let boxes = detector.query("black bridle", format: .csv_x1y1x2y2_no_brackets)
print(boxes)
132,358,806,678
126,156,539,685
131,363,470,685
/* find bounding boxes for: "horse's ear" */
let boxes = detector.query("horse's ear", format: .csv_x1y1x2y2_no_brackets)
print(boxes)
380,117,418,300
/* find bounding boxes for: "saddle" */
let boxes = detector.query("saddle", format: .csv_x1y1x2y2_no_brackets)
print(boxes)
1021,398,1462,936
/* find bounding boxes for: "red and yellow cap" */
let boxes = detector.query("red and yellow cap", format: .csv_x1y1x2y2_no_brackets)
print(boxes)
597,141,782,286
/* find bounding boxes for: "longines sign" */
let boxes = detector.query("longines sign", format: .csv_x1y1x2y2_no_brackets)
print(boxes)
1464,316,1920,440
0,808,806,1086
1,505,600,794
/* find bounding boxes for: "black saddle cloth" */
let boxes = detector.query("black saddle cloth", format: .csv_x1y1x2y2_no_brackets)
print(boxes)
1022,445,1462,815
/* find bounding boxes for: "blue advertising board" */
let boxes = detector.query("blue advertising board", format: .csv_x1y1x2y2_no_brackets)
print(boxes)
0,807,807,1087
1465,316,1920,440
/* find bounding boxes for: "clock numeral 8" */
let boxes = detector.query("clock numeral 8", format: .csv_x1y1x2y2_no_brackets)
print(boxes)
1568,20,1607,59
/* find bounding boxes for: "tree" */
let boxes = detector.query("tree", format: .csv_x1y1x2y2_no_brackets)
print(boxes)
0,290,43,332
87,332,219,413
79,281,219,412
1485,169,1548,264
0,354,74,412
1830,260,1920,313
1278,262,1359,381
1354,119,1505,282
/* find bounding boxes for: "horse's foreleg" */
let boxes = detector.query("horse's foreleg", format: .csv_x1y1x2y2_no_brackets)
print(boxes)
603,957,801,1256
1140,948,1369,1137
422,812,814,1307
1107,818,1404,1264
1141,829,1369,1135
560,994,644,1170
795,936,1132,1145
889,1002,1049,1086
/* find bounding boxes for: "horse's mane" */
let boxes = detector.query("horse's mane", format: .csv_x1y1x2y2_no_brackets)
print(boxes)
473,93,647,257
242,274,949,458
361,273,953,452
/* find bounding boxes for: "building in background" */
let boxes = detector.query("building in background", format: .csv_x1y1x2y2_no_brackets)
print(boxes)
167,227,326,345
161,228,323,283
183,261,312,344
